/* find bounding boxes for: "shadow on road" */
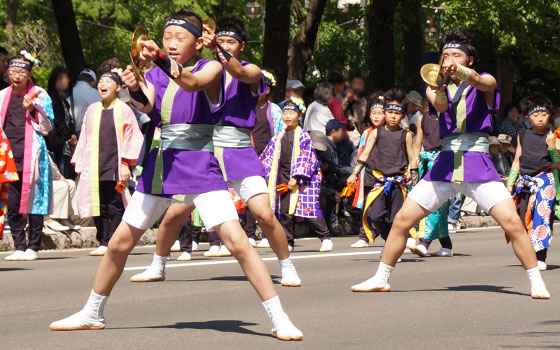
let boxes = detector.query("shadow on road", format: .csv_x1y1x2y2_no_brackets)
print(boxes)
113,319,270,337
166,275,281,285
505,264,560,271
0,267,30,271
395,284,529,296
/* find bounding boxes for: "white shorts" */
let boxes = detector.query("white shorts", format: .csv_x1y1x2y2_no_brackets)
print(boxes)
227,176,268,203
408,180,512,213
122,190,239,231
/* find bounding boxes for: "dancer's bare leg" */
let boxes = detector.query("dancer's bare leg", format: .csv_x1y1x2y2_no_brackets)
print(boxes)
216,219,277,301
129,203,193,282
154,203,193,257
380,199,431,267
92,222,148,295
246,194,289,260
246,193,301,286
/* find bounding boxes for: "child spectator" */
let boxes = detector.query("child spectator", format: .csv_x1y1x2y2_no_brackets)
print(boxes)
72,71,143,256
261,98,333,252
2,50,54,261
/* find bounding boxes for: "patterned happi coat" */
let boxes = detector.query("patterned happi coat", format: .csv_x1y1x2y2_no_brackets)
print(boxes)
0,128,19,239
261,126,323,218
0,83,54,215
72,99,143,217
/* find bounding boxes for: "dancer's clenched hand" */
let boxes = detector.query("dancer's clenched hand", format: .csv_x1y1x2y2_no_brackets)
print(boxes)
121,66,139,92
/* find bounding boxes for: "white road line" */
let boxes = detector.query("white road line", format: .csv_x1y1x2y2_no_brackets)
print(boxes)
123,249,386,271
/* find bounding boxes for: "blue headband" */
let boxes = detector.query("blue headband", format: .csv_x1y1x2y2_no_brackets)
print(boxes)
164,19,202,39
370,103,384,112
216,30,245,43
442,42,471,57
100,73,122,86
8,60,32,72
283,103,302,114
527,106,551,116
384,103,405,114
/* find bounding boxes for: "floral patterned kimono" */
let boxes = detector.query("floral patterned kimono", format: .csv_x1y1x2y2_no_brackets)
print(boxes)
261,126,323,218
72,99,143,217
0,83,54,217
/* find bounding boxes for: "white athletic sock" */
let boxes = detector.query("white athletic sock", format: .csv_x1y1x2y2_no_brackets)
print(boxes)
526,267,550,298
151,253,167,273
262,295,302,340
278,257,301,286
83,290,109,322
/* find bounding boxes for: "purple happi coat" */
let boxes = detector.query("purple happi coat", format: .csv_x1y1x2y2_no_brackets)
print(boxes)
136,60,227,195
261,126,323,218
215,62,266,182
425,74,501,183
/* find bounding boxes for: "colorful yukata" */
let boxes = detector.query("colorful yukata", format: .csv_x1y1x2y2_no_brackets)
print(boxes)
72,99,143,217
508,128,555,260
0,83,54,215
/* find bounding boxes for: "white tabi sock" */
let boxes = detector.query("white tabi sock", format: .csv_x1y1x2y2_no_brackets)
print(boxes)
83,290,109,322
278,257,301,286
151,253,167,273
262,295,302,340
526,267,550,298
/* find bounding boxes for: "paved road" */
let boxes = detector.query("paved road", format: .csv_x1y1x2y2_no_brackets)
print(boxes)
1,226,559,350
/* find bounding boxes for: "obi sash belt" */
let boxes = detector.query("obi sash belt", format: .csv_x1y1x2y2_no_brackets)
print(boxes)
362,170,417,244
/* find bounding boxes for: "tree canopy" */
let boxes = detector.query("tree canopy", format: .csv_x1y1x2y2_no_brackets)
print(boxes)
0,0,558,107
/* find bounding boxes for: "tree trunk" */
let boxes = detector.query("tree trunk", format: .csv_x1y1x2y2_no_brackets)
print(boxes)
496,53,516,117
5,0,20,34
263,0,292,102
401,0,423,92
366,0,398,91
287,0,328,83
51,0,86,78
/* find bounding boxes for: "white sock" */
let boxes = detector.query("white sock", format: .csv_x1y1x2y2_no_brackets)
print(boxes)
262,295,302,339
83,290,109,322
151,253,167,273
526,267,549,296
374,261,394,285
278,257,296,272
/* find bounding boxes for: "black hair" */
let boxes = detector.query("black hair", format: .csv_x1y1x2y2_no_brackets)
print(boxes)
440,29,478,66
366,90,385,112
98,58,121,76
165,7,202,32
0,46,8,55
47,66,71,93
77,72,95,83
384,88,406,105
348,71,365,83
283,101,301,114
216,15,247,42
520,93,553,116
503,102,520,116
327,71,345,86
10,53,33,66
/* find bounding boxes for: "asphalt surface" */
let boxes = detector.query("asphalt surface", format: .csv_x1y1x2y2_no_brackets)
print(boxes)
1,226,559,350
